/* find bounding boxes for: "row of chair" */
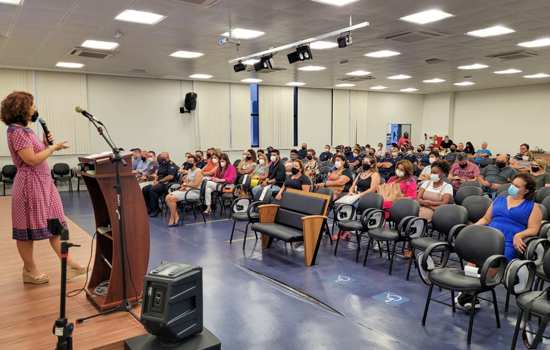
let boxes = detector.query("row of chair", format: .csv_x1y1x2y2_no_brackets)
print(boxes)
0,163,83,195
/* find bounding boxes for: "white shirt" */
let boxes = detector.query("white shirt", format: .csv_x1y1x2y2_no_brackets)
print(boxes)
421,180,453,197
420,165,432,177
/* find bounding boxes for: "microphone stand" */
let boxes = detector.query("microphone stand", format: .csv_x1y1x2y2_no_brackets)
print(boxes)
76,116,139,324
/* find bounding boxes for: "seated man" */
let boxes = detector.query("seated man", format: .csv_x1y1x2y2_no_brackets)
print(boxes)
319,145,333,162
474,142,492,166
251,149,286,198
142,152,178,217
131,148,147,174
478,154,516,197
298,142,308,159
378,151,396,181
445,144,459,163
448,153,480,191
195,150,206,169
137,151,158,186
511,143,534,172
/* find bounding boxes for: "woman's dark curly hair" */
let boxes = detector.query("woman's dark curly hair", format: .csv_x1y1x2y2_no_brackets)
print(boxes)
1,91,34,126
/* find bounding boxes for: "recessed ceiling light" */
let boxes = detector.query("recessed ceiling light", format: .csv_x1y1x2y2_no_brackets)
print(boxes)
241,78,263,83
335,83,355,87
423,78,446,83
524,73,550,79
400,88,418,92
518,38,550,48
81,40,119,51
365,50,400,58
388,74,411,80
298,65,326,71
222,28,265,40
242,58,260,65
466,25,515,38
115,9,166,25
346,70,371,76
400,9,454,25
494,69,522,75
286,82,306,86
454,81,475,86
369,85,387,90
189,74,212,79
311,0,360,7
458,63,488,70
310,41,338,50
0,0,23,4
170,50,204,59
56,62,84,69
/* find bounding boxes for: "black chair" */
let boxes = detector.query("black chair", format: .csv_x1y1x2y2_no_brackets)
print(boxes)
1,164,17,195
52,163,73,192
543,196,550,214
496,183,511,196
177,180,208,224
72,166,83,192
461,195,492,223
363,198,423,275
538,203,549,221
407,204,468,281
229,189,273,248
333,193,385,262
460,181,481,188
454,186,483,205
535,187,550,204
421,225,506,345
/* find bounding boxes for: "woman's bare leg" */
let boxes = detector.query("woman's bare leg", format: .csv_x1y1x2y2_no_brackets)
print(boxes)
49,235,83,269
16,240,40,275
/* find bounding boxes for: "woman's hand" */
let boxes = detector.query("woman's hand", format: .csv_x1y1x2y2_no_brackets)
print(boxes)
52,141,69,152
46,132,54,144
513,235,527,253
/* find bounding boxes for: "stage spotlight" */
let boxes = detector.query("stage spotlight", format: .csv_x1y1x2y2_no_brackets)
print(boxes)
254,55,273,71
233,61,246,72
337,33,352,48
287,45,313,64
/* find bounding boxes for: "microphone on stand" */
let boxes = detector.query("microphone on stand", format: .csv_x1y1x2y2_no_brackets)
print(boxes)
75,106,103,125
38,117,53,145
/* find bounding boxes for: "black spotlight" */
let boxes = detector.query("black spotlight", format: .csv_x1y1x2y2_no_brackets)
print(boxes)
337,33,352,48
254,54,273,71
287,45,313,64
233,61,246,72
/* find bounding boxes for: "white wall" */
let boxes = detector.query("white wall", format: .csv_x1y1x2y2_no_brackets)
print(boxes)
298,88,331,150
422,92,454,137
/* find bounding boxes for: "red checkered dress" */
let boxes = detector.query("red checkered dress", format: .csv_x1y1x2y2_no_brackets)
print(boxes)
7,124,65,240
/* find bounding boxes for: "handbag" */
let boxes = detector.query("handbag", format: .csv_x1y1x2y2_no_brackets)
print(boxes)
378,183,403,202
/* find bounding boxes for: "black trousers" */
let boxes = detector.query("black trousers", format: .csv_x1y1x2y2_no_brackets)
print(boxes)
142,183,169,213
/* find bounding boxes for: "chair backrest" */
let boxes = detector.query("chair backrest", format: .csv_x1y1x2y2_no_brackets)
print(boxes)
544,250,550,277
233,159,241,168
198,179,208,201
275,190,328,230
454,186,483,205
538,203,549,221
1,164,17,179
389,198,419,225
356,193,383,214
535,187,550,204
454,225,504,266
543,196,550,217
431,204,468,235
460,181,481,188
496,183,511,196
462,195,492,223
52,163,70,176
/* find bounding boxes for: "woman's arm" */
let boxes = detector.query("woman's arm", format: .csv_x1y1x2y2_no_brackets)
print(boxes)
401,179,417,199
275,185,286,200
476,204,493,225
365,173,380,194
18,142,67,167
189,171,204,188
513,204,543,253
348,176,360,194
327,174,351,187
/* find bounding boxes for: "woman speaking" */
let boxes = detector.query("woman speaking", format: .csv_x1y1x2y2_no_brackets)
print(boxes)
1,91,85,284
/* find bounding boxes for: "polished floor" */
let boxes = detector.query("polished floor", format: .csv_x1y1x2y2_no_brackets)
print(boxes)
60,191,545,350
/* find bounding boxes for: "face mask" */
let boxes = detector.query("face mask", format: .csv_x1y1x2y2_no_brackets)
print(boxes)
220,161,227,167
259,159,265,165
159,159,168,165
324,149,330,153
212,158,219,164
270,155,277,162
395,169,405,178
450,148,457,152
353,152,359,157
184,162,193,170
31,111,39,123
459,162,467,169
246,156,252,161
508,184,519,197
291,168,299,175
532,166,540,173
522,155,529,161
306,155,313,160
147,157,154,162
430,174,440,182
407,150,413,155
334,161,342,169
429,157,436,164
302,146,307,150
362,163,371,171
496,161,506,168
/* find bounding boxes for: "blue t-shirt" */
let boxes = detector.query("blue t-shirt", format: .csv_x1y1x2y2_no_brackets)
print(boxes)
474,149,492,164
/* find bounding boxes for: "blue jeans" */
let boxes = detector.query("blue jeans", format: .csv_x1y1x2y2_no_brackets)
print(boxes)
251,185,281,200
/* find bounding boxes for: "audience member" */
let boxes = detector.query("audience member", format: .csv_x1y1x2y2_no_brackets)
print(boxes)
142,152,178,217
417,161,453,220
478,154,517,197
251,149,286,198
202,149,219,176
275,160,311,200
386,159,417,201
378,151,396,180
457,142,465,153
449,153,480,190
131,148,147,173
511,143,534,171
336,156,381,205
165,155,204,226
445,144,458,163
203,153,236,214
474,142,492,165
316,154,353,200
530,159,550,189
419,151,440,181
319,145,333,162
195,150,206,168
237,149,257,177
398,132,410,148
440,135,454,150
304,149,319,181
251,153,269,188
464,141,475,155
290,149,300,161
298,143,308,159
375,142,385,158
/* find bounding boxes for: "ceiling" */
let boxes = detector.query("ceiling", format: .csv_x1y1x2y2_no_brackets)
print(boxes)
1,0,550,93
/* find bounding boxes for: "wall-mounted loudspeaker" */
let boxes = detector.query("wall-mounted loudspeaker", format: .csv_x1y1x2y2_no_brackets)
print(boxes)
180,92,197,113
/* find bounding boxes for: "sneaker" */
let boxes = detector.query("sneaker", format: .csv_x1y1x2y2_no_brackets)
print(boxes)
455,292,481,310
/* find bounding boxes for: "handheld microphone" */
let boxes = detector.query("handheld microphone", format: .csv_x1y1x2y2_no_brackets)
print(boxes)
38,118,53,145
75,106,103,125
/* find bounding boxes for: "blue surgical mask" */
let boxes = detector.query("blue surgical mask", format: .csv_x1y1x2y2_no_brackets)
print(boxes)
508,184,519,197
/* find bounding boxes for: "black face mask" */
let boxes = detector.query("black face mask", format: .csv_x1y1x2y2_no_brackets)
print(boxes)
450,148,457,152
30,111,39,123
184,162,193,170
301,146,307,150
159,159,168,165
362,163,371,171
306,155,313,160
496,161,506,168
291,168,299,175
459,162,467,169
245,156,252,161
532,166,540,173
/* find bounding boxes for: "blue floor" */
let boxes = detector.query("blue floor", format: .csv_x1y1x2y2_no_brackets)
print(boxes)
60,191,535,350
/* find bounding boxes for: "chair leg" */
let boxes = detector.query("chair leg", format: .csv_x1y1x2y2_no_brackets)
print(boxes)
229,220,237,244
325,221,333,245
491,288,501,328
422,284,434,326
242,226,249,250
504,287,511,313
191,205,197,220
385,241,391,261
333,230,342,256
377,241,383,257
388,241,397,275
355,232,362,263
511,309,523,350
467,294,478,344
451,290,456,313
362,238,373,266
406,248,415,281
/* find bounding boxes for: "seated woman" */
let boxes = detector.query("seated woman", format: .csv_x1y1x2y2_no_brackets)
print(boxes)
202,149,220,177
383,159,417,210
204,153,237,214
237,149,257,177
456,173,542,310
250,152,269,189
418,151,440,182
530,159,550,190
316,154,353,200
304,149,319,182
165,155,203,226
275,159,311,200
336,156,381,205
417,160,453,221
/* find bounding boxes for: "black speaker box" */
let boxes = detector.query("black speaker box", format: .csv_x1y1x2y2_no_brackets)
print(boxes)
182,92,197,113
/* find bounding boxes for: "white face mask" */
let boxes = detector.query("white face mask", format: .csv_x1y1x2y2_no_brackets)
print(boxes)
220,161,226,167
430,174,440,182
259,159,265,165
334,161,342,169
212,158,219,164
395,169,405,178
270,155,277,162
522,155,529,161
429,157,436,164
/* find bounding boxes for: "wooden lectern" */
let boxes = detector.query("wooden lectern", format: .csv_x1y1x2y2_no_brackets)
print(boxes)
79,152,150,311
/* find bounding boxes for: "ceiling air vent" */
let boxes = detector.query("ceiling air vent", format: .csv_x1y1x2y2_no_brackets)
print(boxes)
486,50,538,61
69,47,113,59
425,58,446,64
340,75,376,82
385,30,445,43
175,0,221,7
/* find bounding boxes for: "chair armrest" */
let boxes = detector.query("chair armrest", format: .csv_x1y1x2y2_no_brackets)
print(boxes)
257,204,280,223
333,204,355,222
480,254,508,288
525,238,550,263
247,201,263,220
448,224,467,245
302,215,328,224
422,242,452,271
184,189,200,201
403,217,428,239
231,197,251,214
361,209,385,230
503,259,536,296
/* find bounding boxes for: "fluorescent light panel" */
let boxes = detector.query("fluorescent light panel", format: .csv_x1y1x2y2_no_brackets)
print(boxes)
388,74,411,80
298,65,326,71
311,0,360,7
81,40,119,51
454,81,475,86
524,73,550,79
346,70,371,76
241,78,262,83
310,41,338,50
370,85,387,90
242,59,260,65
494,69,522,75
115,9,166,25
518,38,550,48
400,88,418,92
467,25,515,38
56,62,84,69
222,28,265,40
335,83,355,87
170,50,204,59
365,50,400,58
286,82,306,86
458,63,488,70
0,0,23,5
189,74,212,79
400,9,454,25
423,78,445,83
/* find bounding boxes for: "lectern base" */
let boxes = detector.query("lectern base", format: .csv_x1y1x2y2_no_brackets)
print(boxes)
124,328,221,350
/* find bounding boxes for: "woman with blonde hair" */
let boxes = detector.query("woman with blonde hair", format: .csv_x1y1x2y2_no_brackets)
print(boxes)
530,159,550,189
